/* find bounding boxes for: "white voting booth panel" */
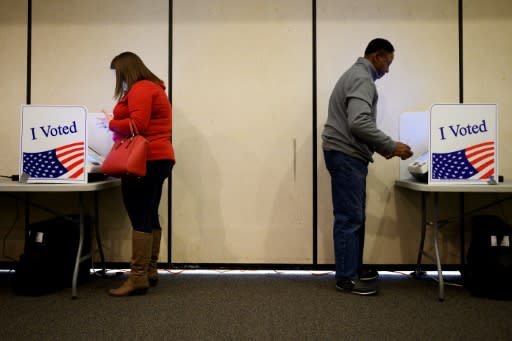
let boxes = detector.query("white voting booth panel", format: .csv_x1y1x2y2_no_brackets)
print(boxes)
399,111,429,181
430,104,497,184
86,112,114,173
20,105,88,184
399,104,498,185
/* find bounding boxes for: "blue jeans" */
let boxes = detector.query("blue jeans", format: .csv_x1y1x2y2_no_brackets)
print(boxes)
324,150,368,280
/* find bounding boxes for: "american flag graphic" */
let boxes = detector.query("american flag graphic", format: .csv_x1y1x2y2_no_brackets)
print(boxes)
432,141,495,180
22,141,85,179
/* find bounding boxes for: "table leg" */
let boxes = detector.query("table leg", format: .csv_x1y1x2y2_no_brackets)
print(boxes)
432,192,444,301
72,193,85,299
93,191,107,274
459,193,465,280
24,193,30,248
415,192,427,277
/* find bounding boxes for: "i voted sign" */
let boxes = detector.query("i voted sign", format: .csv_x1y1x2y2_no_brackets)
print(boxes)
429,104,497,184
20,105,88,183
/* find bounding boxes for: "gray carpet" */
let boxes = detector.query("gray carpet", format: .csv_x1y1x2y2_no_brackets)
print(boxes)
0,270,511,340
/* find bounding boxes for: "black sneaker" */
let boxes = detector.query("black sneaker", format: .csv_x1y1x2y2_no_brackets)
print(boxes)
336,279,378,295
359,269,379,281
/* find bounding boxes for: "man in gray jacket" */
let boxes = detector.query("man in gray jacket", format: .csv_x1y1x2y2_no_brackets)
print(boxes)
322,38,413,295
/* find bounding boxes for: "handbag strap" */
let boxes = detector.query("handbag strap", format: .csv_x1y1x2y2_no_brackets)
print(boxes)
128,119,140,137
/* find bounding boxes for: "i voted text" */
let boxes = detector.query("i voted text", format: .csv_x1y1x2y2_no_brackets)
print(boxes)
30,121,78,140
439,119,488,140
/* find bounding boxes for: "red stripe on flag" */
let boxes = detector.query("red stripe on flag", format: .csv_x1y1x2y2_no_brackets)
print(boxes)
466,147,494,159
66,159,83,172
60,152,84,164
479,168,494,179
469,152,494,164
465,141,494,152
69,167,84,179
475,159,494,172
57,147,83,158
56,142,83,151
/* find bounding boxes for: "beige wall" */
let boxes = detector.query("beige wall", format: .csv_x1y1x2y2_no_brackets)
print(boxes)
1,0,511,266
0,0,27,260
172,0,313,263
0,1,27,175
458,0,512,256
464,0,512,177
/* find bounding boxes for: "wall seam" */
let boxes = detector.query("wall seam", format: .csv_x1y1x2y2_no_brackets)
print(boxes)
312,0,318,267
26,0,32,104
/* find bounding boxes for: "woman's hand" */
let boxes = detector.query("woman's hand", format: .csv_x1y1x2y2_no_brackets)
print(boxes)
98,109,113,129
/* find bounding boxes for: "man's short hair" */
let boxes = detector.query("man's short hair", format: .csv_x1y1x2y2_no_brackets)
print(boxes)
364,38,394,55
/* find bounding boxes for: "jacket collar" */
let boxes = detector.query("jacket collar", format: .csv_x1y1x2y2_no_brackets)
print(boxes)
356,57,378,81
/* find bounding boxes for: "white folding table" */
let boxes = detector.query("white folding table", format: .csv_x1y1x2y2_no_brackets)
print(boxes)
395,179,512,301
0,178,121,299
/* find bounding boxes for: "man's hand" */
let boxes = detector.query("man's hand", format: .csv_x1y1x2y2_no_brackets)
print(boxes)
392,142,413,160
378,142,414,160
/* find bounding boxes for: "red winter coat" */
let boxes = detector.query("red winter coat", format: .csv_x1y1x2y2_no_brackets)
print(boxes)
109,80,175,162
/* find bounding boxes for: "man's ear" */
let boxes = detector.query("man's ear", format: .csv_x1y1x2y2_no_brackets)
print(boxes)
366,52,378,65
374,51,385,60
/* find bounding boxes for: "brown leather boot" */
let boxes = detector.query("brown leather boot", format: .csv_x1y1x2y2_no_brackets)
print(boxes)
148,229,162,286
109,231,152,297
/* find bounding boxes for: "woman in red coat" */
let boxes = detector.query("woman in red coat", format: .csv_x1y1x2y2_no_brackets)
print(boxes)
102,51,175,297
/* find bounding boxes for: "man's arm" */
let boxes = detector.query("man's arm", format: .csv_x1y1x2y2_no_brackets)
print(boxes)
347,97,395,155
347,97,413,160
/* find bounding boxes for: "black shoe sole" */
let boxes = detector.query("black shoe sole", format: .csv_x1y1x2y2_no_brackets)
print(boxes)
335,285,377,296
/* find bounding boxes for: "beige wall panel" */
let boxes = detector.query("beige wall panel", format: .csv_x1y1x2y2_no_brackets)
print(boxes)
172,0,312,263
0,0,26,175
0,0,27,262
317,0,459,264
462,1,512,260
464,0,512,181
30,0,169,262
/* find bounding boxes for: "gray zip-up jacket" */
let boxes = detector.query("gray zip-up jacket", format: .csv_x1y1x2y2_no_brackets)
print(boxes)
322,57,395,163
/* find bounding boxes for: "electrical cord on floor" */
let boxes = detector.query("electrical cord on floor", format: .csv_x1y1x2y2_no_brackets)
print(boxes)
90,259,106,277
406,269,465,287
89,253,125,277
390,270,417,278
428,273,465,287
0,174,19,181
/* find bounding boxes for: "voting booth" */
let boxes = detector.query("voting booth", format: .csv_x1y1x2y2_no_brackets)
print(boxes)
400,104,498,185
20,105,88,184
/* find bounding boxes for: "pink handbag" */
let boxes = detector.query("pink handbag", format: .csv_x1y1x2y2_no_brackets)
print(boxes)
101,120,148,177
